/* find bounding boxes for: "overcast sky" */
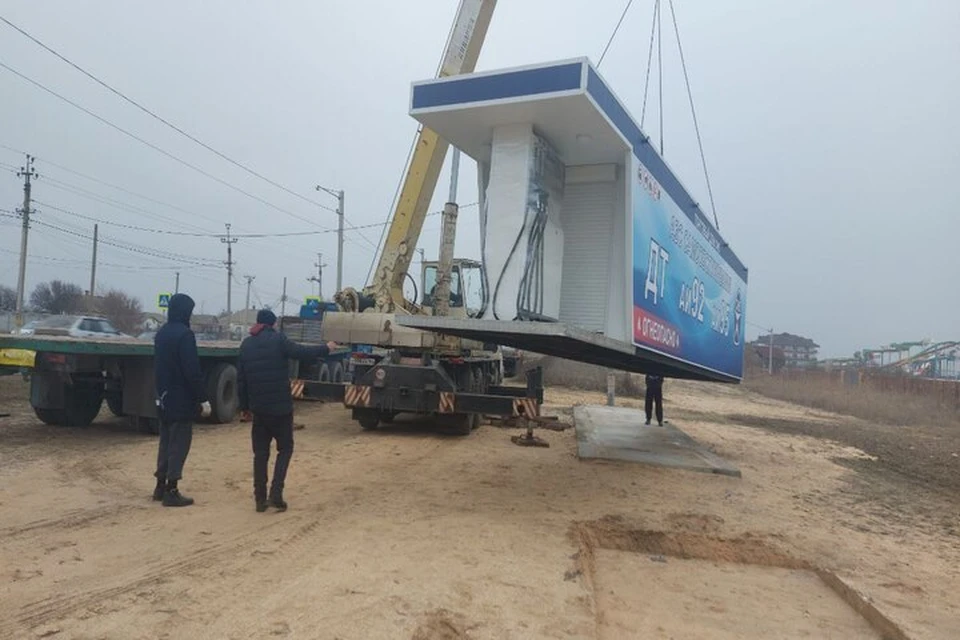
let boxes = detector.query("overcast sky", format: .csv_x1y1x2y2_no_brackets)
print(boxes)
1,1,957,357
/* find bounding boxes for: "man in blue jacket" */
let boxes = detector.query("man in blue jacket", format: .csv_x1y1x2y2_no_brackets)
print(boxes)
238,309,335,512
153,293,211,507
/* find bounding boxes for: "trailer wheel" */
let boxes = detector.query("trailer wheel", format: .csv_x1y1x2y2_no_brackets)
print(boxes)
33,407,67,426
106,392,124,417
318,363,331,383
205,363,238,424
356,409,379,431
331,362,344,384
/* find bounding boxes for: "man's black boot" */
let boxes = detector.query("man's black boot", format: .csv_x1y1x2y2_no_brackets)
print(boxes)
152,477,166,502
269,489,287,512
162,481,194,507
255,486,268,513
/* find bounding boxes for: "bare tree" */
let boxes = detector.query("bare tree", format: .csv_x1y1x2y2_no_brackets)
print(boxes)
29,280,84,314
99,289,143,334
0,285,15,311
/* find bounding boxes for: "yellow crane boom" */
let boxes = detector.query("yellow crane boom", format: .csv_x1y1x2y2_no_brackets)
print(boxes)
366,0,497,314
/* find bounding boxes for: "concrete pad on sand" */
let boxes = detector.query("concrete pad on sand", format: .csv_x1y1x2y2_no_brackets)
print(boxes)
574,405,741,477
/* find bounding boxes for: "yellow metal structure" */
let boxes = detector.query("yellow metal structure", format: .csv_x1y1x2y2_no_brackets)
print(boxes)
365,0,497,314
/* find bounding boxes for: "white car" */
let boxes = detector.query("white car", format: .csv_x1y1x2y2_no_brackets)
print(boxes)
14,320,40,335
32,315,127,339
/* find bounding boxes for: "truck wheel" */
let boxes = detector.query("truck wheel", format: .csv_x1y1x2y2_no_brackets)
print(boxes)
33,407,67,426
380,411,397,424
331,362,344,384
106,392,124,417
319,363,331,383
205,363,238,424
439,413,472,436
356,409,379,431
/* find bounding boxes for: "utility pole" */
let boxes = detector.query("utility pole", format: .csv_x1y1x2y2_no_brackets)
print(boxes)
768,328,775,374
89,223,98,297
175,272,180,294
316,184,344,293
14,155,37,328
220,223,238,315
280,277,288,318
243,274,256,311
307,252,326,298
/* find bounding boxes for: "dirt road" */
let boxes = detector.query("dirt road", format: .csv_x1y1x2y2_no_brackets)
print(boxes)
1,376,958,639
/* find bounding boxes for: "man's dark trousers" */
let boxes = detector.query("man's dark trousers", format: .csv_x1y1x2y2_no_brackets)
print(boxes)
252,413,294,502
155,421,193,482
645,388,663,425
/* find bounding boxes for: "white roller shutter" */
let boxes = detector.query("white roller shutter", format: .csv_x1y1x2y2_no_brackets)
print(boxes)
559,177,616,333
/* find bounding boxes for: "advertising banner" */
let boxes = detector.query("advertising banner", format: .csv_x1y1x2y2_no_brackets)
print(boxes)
632,163,746,379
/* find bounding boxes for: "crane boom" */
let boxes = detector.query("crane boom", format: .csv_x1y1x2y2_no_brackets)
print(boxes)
367,0,497,314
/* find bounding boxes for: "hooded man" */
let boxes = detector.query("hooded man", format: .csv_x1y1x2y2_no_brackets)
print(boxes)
238,309,337,512
153,293,211,507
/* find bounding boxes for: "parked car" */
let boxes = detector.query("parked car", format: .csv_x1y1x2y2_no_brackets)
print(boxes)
32,315,128,339
14,320,40,336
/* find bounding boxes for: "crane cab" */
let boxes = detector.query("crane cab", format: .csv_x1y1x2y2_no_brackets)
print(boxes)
420,258,484,318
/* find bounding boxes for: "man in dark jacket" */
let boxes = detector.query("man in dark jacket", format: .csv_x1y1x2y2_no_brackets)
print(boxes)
644,374,664,427
238,309,336,512
153,293,210,507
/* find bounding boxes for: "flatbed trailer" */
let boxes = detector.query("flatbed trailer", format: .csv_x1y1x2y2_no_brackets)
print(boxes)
0,335,349,433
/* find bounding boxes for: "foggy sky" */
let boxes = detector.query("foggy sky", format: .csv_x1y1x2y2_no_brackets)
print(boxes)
1,1,957,357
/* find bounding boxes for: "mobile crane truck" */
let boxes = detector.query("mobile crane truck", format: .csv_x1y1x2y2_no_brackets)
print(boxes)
299,0,546,435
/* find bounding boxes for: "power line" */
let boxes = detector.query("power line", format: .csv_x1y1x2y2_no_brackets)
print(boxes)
32,217,219,266
597,0,635,67
3,143,373,253
33,199,449,238
0,59,333,230
0,16,382,246
0,16,338,214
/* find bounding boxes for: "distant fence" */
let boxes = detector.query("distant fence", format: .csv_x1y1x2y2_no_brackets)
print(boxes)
774,368,960,411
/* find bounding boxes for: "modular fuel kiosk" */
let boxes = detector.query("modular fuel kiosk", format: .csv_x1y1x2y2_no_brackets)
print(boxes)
400,57,748,383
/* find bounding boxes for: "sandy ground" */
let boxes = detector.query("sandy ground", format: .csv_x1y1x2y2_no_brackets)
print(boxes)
0,375,958,639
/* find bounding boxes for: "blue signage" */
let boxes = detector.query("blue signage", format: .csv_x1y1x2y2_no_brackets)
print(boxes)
158,293,172,309
632,163,746,379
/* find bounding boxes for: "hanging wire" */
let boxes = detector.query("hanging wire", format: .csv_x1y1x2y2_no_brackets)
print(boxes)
598,0,635,67
640,0,660,129
667,0,720,229
657,0,664,154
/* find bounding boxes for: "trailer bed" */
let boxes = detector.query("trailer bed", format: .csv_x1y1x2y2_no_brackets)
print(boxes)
0,334,240,357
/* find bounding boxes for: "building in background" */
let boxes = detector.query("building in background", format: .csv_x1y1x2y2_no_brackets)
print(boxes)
749,333,819,370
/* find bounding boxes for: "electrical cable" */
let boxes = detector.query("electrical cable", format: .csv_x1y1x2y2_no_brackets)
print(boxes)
0,15,383,241
33,200,405,238
667,0,720,229
0,59,333,231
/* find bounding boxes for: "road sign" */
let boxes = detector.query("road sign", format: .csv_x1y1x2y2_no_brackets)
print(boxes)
158,293,172,309
304,296,322,308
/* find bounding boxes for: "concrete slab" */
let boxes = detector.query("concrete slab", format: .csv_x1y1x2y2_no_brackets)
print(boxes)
574,405,741,477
